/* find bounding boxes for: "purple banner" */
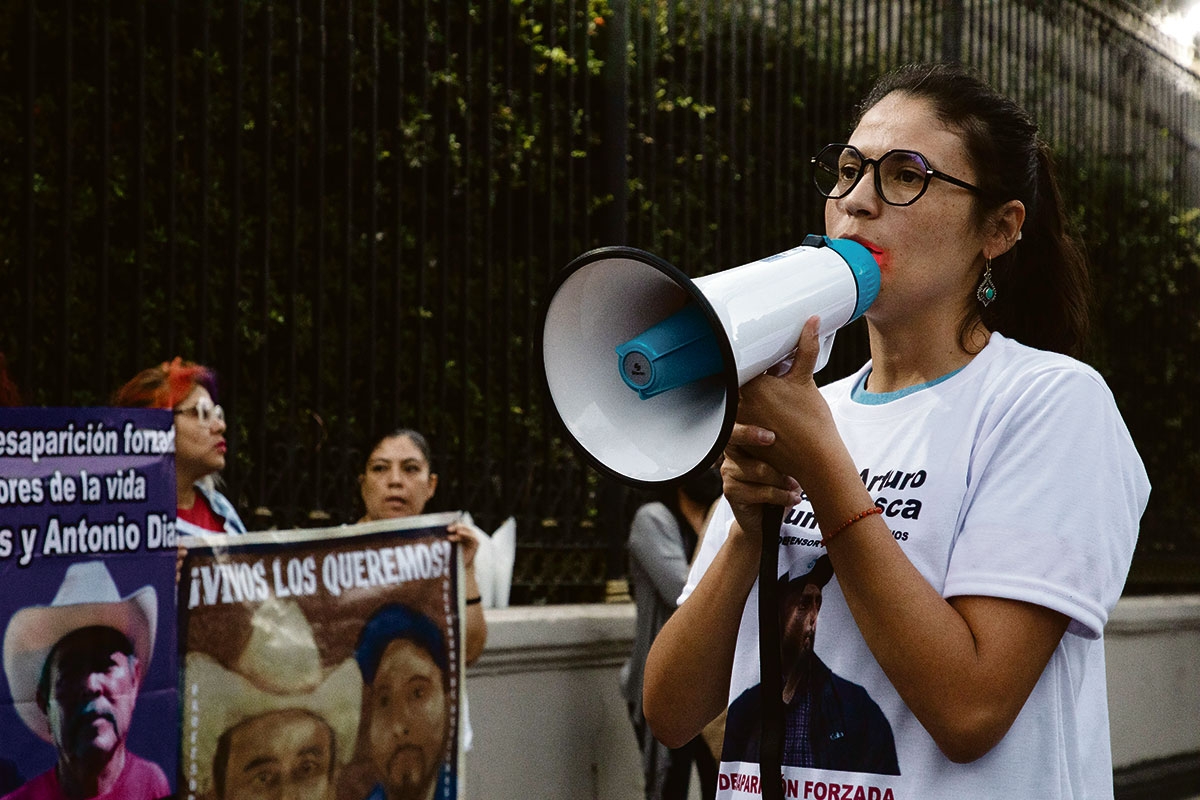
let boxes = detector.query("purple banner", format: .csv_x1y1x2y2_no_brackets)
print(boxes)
0,407,178,799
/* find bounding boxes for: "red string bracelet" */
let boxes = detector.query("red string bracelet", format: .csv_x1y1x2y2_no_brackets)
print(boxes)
824,506,882,543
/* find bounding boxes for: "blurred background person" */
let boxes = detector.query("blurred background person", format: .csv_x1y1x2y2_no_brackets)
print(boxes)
0,352,21,407
113,358,246,536
355,426,489,782
356,427,486,665
622,466,723,800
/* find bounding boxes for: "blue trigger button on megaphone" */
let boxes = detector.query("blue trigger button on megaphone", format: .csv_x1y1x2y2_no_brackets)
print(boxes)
616,303,724,400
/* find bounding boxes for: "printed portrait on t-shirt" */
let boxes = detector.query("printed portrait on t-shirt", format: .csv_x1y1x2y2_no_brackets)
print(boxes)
721,555,900,776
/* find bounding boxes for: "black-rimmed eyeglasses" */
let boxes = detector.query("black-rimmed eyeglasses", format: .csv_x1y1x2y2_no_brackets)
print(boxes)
811,143,982,206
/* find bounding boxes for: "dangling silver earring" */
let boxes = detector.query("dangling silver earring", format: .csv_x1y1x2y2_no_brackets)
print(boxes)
976,258,997,306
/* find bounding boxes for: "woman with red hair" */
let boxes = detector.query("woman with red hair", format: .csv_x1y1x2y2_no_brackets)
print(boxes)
113,358,247,536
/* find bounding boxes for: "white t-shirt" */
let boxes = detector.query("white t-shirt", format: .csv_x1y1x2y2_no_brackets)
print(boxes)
682,332,1150,800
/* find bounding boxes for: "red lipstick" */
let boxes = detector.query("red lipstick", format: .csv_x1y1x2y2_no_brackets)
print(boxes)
848,236,889,270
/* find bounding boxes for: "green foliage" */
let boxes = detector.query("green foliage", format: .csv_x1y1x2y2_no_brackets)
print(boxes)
1063,157,1200,591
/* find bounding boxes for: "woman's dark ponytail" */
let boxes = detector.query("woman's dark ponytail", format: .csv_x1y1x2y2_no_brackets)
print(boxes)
981,143,1092,357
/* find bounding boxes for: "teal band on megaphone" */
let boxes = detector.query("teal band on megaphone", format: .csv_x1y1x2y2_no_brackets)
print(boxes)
615,303,724,400
823,236,881,322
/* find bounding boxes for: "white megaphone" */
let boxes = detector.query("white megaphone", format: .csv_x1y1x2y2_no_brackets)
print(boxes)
540,234,880,486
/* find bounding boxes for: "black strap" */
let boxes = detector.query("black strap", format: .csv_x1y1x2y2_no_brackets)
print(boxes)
758,503,784,800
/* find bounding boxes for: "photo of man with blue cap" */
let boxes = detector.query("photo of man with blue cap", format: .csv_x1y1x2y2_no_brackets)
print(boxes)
354,603,458,800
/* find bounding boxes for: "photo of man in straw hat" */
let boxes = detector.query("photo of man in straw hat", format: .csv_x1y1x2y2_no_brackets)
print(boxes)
1,560,170,800
183,597,362,800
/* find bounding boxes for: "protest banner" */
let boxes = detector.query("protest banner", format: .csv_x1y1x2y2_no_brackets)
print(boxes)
178,512,466,800
0,407,178,799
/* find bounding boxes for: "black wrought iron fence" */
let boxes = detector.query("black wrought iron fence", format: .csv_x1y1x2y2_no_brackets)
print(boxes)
3,0,1198,602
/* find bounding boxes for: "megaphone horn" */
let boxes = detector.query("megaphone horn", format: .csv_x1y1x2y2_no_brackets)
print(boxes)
540,234,880,487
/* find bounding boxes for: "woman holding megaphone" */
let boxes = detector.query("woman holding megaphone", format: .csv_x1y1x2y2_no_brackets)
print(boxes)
643,63,1148,800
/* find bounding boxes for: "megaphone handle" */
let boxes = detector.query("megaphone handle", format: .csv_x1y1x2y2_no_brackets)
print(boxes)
758,503,785,800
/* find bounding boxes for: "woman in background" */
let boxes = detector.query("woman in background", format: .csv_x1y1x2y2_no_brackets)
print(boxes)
357,426,487,664
623,467,723,800
113,358,246,536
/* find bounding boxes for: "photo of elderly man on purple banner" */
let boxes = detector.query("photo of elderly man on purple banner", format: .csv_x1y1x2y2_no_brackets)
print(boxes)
1,560,175,800
0,407,178,800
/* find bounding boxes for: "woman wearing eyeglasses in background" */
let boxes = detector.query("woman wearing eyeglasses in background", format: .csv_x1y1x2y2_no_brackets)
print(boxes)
643,64,1149,799
113,358,247,536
